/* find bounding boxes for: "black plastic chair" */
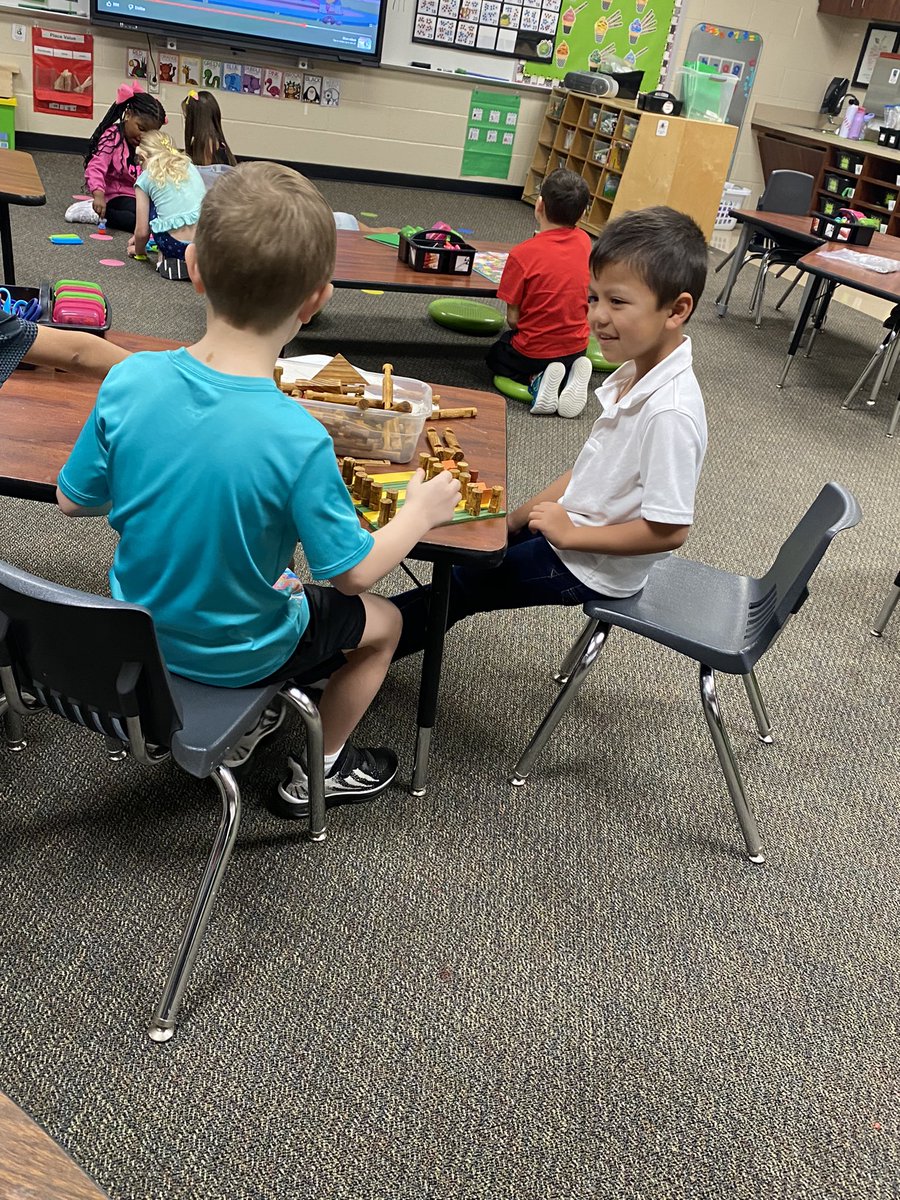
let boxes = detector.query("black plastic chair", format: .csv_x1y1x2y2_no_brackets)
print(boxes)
714,169,815,328
509,484,861,864
0,560,324,1042
871,568,900,636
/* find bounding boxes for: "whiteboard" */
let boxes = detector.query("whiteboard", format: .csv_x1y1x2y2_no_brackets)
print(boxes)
380,0,517,81
0,0,89,18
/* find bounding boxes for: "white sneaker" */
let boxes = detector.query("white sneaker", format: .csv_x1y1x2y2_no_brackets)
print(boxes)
529,361,566,416
557,357,593,419
65,200,100,225
222,702,285,769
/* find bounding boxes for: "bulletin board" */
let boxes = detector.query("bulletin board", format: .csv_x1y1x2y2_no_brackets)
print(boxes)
412,0,561,60
523,0,676,84
380,0,520,78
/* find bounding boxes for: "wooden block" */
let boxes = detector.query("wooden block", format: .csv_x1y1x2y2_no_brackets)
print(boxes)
382,362,394,409
273,366,283,388
489,485,504,514
425,428,443,457
369,482,382,509
436,407,477,419
360,475,372,506
458,472,470,502
418,452,431,472
378,495,392,526
310,353,368,388
341,457,356,483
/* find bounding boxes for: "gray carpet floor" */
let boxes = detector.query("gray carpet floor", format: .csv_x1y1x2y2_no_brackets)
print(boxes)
0,151,898,1200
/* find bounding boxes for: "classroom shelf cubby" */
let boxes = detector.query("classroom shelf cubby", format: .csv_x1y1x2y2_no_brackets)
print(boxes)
521,89,737,238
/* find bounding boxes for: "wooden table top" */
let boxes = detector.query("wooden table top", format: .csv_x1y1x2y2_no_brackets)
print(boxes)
735,210,825,243
797,235,900,303
0,332,508,565
0,149,46,206
0,1092,109,1200
332,231,513,296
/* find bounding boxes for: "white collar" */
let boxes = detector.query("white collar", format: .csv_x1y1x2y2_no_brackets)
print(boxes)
595,337,693,415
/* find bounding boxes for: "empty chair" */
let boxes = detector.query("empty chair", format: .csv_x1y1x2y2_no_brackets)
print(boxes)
0,560,324,1043
509,484,861,864
714,170,815,328
871,568,900,636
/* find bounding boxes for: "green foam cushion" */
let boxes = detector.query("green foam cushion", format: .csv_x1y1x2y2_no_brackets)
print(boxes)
428,298,504,335
493,375,533,404
587,335,616,372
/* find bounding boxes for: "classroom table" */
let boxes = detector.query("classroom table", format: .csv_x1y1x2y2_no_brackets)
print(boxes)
0,1091,109,1199
332,231,513,296
0,332,508,796
714,210,825,318
777,236,900,434
0,149,47,285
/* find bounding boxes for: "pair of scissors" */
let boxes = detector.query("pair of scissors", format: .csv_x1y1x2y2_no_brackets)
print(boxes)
0,289,42,321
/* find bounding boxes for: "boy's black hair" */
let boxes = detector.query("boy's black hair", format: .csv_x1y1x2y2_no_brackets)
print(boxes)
589,206,708,316
84,92,167,169
540,168,590,227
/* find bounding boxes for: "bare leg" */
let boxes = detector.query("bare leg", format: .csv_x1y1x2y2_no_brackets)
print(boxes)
316,593,401,754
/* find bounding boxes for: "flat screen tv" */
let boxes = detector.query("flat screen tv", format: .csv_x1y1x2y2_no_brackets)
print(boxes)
90,0,385,66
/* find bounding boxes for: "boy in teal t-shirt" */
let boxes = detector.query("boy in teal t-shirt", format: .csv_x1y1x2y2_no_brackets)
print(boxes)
58,162,460,814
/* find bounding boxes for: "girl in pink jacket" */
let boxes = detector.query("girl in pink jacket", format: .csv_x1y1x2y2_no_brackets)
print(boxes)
81,83,166,232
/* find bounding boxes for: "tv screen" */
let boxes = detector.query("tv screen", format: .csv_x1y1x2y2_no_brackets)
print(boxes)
91,0,385,66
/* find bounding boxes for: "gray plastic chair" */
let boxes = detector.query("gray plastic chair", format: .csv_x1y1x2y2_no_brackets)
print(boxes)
871,569,900,636
509,483,861,864
0,560,324,1043
714,169,815,327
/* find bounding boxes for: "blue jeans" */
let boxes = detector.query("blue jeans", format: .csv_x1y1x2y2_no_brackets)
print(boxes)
391,527,602,659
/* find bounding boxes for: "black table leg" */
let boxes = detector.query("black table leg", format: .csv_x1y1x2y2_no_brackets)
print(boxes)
0,203,15,285
715,222,752,318
410,559,451,797
777,273,821,389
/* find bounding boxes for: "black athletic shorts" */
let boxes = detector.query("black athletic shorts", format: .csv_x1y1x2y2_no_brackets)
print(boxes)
252,584,366,687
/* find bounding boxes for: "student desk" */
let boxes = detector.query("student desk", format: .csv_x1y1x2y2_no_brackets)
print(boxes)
332,231,513,296
0,1091,109,1199
0,149,46,285
714,210,824,318
0,332,508,797
777,237,900,402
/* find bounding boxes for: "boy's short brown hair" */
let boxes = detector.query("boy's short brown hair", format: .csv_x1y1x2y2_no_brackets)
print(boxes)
194,161,336,332
540,168,590,227
590,206,708,316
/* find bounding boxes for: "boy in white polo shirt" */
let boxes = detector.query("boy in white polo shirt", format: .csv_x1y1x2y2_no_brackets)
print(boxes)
391,205,708,653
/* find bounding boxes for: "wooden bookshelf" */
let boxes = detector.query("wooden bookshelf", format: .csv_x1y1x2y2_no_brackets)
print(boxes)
815,145,900,233
522,90,737,239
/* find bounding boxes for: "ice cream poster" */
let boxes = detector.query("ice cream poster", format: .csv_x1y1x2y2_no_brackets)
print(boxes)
524,0,677,86
413,0,564,59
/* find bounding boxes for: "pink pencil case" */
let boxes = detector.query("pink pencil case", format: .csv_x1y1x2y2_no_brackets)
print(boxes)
51,297,106,327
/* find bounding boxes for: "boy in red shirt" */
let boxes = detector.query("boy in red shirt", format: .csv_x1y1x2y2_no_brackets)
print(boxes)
487,168,593,418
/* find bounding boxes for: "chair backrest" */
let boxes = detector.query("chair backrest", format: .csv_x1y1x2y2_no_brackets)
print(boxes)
758,169,815,217
746,482,862,649
196,163,234,191
0,561,182,750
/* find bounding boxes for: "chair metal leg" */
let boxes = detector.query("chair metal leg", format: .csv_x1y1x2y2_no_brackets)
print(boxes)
713,246,735,274
871,575,900,635
148,765,241,1043
842,329,894,409
885,333,900,386
510,622,611,786
753,257,770,328
554,617,601,685
699,665,765,864
281,685,325,842
868,329,900,405
741,670,774,744
774,271,801,312
104,735,127,762
889,393,900,437
0,699,25,751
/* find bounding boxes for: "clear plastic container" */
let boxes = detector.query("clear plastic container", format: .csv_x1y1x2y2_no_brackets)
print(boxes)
277,354,431,463
677,64,737,124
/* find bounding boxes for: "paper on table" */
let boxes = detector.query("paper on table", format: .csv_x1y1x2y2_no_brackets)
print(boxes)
473,251,508,284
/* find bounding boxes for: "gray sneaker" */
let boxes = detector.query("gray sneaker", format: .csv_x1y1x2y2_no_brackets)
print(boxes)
269,743,398,819
223,702,285,769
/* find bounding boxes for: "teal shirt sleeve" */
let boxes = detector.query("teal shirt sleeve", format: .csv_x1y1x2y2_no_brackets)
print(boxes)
290,433,373,580
57,399,110,507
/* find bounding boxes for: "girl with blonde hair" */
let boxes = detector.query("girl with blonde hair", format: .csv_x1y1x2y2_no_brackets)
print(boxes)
128,128,207,279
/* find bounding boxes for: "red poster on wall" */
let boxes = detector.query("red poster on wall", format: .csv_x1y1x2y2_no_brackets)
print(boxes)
32,27,94,119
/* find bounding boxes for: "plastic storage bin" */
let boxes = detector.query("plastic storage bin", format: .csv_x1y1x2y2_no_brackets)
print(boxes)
677,64,737,124
399,229,476,276
715,183,752,231
277,355,432,464
810,213,876,245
